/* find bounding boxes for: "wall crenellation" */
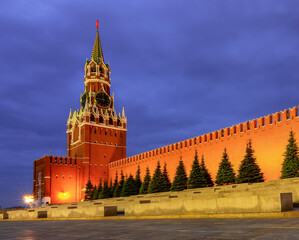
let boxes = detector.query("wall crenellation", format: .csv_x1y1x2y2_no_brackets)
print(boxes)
47,156,78,166
108,106,299,169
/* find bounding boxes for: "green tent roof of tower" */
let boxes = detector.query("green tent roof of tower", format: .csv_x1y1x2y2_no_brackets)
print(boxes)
91,28,104,63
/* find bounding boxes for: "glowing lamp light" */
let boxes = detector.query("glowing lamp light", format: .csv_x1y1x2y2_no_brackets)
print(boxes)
24,195,34,204
58,192,70,200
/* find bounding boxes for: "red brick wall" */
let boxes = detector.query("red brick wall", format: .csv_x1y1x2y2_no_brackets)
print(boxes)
33,156,82,204
109,107,299,183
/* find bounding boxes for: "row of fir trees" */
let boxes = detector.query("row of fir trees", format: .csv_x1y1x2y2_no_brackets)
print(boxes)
85,131,299,200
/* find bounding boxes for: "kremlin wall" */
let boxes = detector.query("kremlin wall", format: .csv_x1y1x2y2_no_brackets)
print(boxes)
33,22,299,205
109,107,299,183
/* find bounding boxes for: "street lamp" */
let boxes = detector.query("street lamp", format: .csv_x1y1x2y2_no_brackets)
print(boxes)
23,195,34,207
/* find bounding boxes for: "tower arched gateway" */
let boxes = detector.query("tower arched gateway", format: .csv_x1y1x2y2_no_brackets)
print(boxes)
33,21,127,204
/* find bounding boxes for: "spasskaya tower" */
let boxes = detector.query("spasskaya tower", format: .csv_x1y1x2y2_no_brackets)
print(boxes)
33,21,127,204
66,20,127,184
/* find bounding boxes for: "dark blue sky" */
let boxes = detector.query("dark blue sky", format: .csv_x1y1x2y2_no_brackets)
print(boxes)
1,1,299,208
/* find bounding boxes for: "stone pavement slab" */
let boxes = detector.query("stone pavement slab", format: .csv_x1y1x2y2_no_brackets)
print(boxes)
0,218,299,239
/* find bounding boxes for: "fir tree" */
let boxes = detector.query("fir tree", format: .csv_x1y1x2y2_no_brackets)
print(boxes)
148,161,165,193
120,171,125,188
96,179,103,199
109,179,114,198
84,179,94,200
162,163,171,191
114,170,125,197
170,158,188,191
135,166,142,194
215,148,236,185
114,171,119,186
111,172,118,198
139,167,151,194
187,150,206,189
237,140,264,183
201,155,214,187
99,180,110,199
121,174,137,197
281,131,299,178
91,185,97,200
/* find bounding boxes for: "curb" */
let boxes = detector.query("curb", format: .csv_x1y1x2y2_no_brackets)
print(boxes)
1,211,299,221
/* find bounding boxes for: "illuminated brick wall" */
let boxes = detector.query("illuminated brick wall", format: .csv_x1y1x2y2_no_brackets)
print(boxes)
109,107,299,183
33,156,81,204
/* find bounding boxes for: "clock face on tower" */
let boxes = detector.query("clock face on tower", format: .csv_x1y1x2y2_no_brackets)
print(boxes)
95,92,111,108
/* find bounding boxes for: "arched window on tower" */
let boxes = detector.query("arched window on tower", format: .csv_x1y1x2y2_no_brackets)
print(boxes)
100,66,105,74
99,116,104,124
91,63,96,72
90,114,95,122
117,119,121,126
109,118,113,126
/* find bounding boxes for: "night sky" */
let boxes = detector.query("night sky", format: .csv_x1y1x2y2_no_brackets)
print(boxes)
1,1,299,208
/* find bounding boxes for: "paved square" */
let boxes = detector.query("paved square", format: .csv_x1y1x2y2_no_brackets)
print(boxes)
1,218,299,239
